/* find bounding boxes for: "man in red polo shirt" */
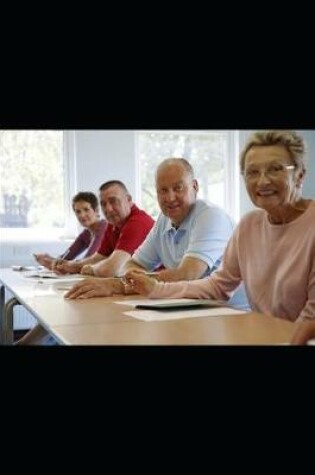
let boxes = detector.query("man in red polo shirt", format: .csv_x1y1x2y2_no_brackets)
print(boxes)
54,180,155,277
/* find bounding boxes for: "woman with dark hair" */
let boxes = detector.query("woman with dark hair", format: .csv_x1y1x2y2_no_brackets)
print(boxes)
16,192,107,345
34,191,107,270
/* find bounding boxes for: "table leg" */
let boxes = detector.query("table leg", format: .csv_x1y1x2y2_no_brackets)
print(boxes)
4,297,20,345
0,285,5,344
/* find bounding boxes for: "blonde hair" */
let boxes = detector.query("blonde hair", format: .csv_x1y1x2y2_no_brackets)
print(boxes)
240,130,307,173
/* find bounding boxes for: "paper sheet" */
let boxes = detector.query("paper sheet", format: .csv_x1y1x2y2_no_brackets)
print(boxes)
24,271,84,282
124,307,245,322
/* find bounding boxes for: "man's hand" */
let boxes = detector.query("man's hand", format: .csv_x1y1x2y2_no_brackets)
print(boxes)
52,260,81,275
64,277,121,299
81,264,95,276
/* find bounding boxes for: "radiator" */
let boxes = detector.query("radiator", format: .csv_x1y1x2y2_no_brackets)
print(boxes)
13,305,37,330
5,290,37,330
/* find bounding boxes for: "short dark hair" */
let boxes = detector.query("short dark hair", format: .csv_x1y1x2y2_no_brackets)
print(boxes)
72,192,99,211
99,180,129,194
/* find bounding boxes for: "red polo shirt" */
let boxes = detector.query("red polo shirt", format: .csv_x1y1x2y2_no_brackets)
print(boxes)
98,204,154,257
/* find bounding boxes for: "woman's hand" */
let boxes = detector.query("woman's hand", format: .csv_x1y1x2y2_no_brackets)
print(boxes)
33,253,54,270
124,271,157,296
291,319,315,345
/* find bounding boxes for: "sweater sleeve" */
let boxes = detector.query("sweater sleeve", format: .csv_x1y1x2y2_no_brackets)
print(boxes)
296,257,315,322
60,229,91,260
148,277,218,300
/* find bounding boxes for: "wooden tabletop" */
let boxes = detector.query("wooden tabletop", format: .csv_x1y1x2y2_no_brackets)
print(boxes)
0,268,295,345
50,312,295,345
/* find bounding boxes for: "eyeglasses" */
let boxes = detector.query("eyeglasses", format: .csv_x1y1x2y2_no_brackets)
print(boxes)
243,163,295,181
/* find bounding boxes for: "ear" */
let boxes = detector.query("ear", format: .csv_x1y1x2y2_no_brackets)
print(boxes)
126,193,132,202
192,179,199,193
295,169,305,189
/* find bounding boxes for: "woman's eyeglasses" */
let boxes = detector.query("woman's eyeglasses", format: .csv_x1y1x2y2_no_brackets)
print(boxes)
243,163,295,181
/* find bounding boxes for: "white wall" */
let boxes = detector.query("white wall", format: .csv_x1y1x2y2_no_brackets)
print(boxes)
300,130,315,199
75,130,137,198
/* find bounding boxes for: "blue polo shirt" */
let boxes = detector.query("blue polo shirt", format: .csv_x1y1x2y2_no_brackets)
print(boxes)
132,199,235,276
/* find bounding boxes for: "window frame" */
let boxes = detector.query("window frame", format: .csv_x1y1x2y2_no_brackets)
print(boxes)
0,130,77,243
135,130,240,222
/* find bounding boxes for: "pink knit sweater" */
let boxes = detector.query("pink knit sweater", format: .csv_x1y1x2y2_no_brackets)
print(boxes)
148,201,315,322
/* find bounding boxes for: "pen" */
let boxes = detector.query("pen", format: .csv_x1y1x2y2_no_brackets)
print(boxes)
118,272,159,286
116,272,157,279
144,272,158,277
60,248,72,261
54,249,72,268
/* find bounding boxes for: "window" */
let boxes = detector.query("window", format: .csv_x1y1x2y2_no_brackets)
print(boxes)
0,130,76,240
136,130,240,221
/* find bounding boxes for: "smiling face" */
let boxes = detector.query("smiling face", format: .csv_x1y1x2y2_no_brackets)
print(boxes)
243,144,305,214
73,200,99,229
156,161,198,227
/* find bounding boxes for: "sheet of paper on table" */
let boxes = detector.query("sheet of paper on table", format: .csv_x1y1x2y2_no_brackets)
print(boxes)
114,298,246,321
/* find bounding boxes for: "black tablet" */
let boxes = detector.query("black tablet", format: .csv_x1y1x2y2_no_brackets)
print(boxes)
135,299,229,311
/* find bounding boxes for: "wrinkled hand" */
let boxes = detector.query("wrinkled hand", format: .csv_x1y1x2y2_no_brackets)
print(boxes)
81,264,95,276
64,278,117,299
291,319,315,345
33,253,54,270
124,271,157,296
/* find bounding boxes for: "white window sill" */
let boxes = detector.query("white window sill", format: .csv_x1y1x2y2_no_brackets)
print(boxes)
0,228,76,244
